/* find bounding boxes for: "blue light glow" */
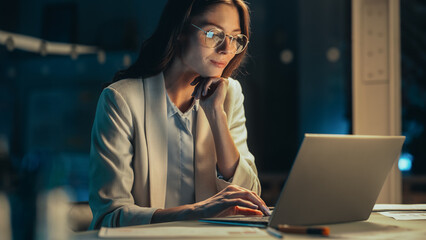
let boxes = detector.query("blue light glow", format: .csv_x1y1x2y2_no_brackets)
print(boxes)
398,153,413,172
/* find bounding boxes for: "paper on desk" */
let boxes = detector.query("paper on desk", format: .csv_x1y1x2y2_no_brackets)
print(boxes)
379,211,426,220
335,229,426,240
98,226,269,238
373,204,426,212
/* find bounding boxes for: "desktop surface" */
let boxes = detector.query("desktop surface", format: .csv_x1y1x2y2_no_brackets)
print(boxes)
73,213,425,240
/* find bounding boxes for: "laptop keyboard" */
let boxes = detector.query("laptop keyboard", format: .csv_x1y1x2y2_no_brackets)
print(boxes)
222,215,270,223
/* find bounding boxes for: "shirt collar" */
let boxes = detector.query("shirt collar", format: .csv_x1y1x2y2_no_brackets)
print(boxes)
166,93,178,118
166,94,199,118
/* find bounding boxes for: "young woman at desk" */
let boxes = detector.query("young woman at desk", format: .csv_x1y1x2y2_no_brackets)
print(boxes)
89,0,269,229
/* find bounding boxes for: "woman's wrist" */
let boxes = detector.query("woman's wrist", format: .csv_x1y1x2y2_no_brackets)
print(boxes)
151,204,195,223
203,106,239,180
204,106,226,125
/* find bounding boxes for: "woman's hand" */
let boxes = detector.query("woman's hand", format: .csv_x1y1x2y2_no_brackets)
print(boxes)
151,185,270,223
193,184,270,218
191,76,229,113
190,77,238,179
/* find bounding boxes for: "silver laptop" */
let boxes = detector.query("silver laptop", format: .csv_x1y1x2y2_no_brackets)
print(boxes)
202,134,405,227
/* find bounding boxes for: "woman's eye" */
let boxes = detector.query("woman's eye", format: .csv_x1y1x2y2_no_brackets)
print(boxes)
206,31,214,38
213,34,221,40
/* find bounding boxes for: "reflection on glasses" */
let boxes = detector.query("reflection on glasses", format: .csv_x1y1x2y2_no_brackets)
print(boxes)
191,24,249,54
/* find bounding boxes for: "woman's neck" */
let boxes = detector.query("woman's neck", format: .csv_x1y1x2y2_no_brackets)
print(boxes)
164,59,199,113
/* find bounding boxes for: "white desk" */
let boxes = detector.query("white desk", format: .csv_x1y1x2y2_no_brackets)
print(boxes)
72,213,425,240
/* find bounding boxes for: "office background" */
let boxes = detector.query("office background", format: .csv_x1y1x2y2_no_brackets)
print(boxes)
0,0,424,232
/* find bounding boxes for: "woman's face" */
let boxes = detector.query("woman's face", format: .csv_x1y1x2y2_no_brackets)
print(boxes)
180,3,241,78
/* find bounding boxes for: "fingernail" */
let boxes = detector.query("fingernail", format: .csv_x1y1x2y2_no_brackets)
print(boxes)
261,205,271,216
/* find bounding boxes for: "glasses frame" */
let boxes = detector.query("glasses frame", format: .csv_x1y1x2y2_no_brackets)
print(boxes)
191,24,249,54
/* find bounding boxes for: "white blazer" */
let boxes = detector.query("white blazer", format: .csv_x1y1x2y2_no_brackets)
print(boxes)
89,73,260,229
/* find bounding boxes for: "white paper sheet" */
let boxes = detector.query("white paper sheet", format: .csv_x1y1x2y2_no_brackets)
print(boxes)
335,229,426,240
98,226,269,238
373,204,426,212
379,211,426,220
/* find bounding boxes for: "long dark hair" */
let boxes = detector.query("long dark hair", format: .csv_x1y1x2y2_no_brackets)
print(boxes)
112,0,251,82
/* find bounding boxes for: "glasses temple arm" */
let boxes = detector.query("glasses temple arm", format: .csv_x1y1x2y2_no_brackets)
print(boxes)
191,24,207,34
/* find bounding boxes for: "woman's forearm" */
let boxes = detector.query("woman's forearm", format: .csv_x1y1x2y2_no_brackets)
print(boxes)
151,185,268,224
151,205,196,223
204,106,240,180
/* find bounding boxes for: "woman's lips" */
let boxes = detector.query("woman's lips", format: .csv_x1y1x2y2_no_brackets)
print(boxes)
210,60,227,68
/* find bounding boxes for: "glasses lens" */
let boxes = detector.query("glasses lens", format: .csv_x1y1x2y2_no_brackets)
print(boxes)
205,28,225,48
198,26,249,54
234,34,248,54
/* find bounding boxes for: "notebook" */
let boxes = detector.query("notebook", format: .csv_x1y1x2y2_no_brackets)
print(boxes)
202,134,405,227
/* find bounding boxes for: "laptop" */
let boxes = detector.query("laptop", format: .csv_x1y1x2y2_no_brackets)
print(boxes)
202,134,405,227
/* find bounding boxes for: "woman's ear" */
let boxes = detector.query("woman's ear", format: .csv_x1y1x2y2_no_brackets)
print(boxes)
175,34,185,58
176,32,189,54
177,33,187,42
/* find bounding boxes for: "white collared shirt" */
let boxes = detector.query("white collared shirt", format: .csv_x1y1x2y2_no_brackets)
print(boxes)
164,93,199,208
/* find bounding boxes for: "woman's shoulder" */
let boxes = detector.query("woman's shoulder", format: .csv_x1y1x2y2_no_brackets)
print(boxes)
100,78,146,108
223,77,245,114
227,77,243,96
107,78,144,94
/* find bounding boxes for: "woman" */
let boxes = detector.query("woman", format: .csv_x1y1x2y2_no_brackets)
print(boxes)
89,0,269,229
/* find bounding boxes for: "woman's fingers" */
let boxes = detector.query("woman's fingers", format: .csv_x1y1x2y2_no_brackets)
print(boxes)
223,197,259,209
195,196,259,218
192,79,206,99
234,206,263,216
203,77,228,97
190,77,202,86
202,78,221,96
227,185,267,205
190,77,225,99
191,83,200,97
225,192,265,209
223,185,266,206
192,79,209,99
194,185,270,219
222,185,270,216
231,185,268,209
216,206,263,218
196,83,203,99
190,77,205,99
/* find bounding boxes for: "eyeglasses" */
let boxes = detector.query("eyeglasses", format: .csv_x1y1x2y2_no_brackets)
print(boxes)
191,24,249,54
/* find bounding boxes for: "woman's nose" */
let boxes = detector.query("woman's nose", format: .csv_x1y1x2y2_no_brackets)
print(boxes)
217,36,235,55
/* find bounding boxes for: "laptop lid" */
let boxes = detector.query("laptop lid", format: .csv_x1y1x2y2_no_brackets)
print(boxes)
269,134,405,227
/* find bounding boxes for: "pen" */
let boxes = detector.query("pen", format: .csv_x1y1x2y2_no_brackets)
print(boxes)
277,224,330,236
266,227,283,239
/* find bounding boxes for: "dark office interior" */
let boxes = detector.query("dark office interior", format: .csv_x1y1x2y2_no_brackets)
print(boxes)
0,0,425,239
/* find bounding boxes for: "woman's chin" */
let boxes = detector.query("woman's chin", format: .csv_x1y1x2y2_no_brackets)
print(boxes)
198,70,223,78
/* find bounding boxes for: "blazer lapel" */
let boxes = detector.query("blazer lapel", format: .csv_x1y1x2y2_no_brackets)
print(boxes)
194,107,218,202
144,73,168,208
